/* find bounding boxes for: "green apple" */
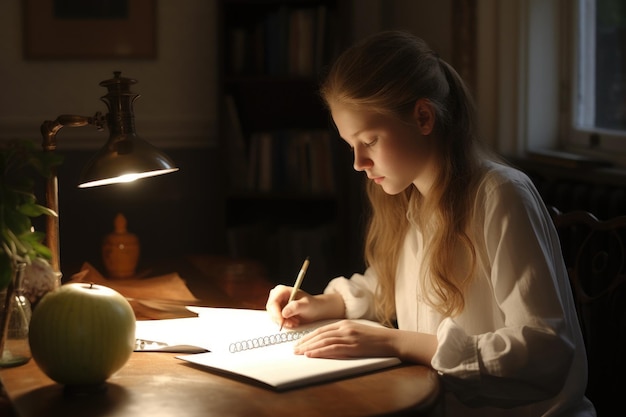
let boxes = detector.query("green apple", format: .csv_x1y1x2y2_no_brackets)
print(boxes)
28,283,136,388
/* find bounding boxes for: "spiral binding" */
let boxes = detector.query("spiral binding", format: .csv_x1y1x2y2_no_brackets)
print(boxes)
229,329,312,353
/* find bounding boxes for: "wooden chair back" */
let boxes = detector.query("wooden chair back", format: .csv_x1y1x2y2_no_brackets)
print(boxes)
549,207,626,415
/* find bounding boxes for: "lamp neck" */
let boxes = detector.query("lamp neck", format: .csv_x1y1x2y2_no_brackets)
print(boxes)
99,71,139,136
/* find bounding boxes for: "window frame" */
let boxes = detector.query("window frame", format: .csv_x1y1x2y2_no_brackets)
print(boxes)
566,0,626,164
476,0,626,168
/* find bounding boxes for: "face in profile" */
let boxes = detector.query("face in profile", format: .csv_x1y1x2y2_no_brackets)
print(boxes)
330,100,438,196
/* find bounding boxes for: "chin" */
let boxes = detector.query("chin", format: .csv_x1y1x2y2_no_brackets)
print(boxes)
380,185,405,196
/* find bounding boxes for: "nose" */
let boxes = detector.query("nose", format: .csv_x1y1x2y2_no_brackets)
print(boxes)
353,147,373,172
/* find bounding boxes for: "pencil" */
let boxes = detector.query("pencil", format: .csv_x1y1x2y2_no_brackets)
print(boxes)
279,256,310,331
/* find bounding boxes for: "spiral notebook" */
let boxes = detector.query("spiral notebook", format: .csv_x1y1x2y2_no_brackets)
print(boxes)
135,307,401,390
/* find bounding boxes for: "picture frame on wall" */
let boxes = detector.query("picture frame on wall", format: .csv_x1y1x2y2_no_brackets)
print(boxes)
23,0,156,60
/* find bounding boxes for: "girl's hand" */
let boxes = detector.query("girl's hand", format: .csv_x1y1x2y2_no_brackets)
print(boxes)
266,285,346,329
265,284,309,329
294,320,397,359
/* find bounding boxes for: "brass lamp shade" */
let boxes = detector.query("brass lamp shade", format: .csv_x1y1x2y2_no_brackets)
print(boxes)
78,71,179,187
79,134,178,188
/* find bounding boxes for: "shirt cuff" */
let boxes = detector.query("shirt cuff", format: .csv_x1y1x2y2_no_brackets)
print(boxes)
431,317,481,380
324,275,376,320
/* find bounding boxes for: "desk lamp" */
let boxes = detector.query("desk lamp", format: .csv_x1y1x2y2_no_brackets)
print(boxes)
40,72,179,279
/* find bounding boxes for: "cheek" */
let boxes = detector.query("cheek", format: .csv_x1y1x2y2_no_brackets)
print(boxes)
373,146,415,181
389,134,431,167
394,149,426,174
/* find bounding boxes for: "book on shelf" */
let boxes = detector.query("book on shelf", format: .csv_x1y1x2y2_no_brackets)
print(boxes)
225,4,334,76
245,129,335,194
225,93,335,193
288,7,316,76
135,307,401,391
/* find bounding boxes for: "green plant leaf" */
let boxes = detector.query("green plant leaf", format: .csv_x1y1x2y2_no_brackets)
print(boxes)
19,202,57,218
0,139,62,286
29,241,52,260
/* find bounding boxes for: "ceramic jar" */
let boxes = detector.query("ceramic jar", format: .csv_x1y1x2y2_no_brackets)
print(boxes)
102,213,140,279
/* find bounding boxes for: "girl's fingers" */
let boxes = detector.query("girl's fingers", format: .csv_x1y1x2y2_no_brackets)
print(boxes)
266,285,293,323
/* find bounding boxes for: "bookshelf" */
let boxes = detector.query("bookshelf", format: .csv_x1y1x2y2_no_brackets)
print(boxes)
218,0,358,293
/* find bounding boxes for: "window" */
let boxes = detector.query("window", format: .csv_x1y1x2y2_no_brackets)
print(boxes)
569,0,626,158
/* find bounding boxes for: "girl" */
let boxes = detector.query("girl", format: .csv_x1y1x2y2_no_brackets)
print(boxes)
266,31,595,416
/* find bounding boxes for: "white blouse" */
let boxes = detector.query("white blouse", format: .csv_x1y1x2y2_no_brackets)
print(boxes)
324,162,596,416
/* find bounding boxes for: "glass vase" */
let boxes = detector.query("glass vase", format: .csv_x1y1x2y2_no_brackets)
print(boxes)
0,262,32,367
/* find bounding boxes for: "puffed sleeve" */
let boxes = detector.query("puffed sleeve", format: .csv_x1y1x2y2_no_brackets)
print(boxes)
431,172,578,408
324,268,379,320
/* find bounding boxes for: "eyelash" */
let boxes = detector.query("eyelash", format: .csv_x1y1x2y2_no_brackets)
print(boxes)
364,138,378,147
345,138,378,152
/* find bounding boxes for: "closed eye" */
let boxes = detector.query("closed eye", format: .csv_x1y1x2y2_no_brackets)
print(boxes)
364,137,379,147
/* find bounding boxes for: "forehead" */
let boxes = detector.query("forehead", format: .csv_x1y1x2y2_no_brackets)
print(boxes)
330,102,397,138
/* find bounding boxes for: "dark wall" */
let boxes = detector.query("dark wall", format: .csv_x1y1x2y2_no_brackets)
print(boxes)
36,147,228,277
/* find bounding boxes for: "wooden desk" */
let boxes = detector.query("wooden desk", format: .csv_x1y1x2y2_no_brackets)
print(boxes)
0,351,440,417
0,255,441,416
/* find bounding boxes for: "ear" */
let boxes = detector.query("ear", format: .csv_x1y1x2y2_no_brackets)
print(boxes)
412,99,435,135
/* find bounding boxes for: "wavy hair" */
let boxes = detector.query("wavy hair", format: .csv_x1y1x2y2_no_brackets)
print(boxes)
320,31,486,323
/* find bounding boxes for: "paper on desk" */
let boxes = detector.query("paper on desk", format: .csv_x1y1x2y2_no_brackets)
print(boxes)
135,307,279,353
174,309,402,391
136,307,402,390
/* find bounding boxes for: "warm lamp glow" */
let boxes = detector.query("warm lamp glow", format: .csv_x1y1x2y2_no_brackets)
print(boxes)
79,169,179,188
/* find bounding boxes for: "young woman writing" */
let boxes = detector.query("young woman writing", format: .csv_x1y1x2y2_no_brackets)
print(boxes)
266,31,595,416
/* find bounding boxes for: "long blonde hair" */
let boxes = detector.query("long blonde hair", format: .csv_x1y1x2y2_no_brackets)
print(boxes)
320,31,484,323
